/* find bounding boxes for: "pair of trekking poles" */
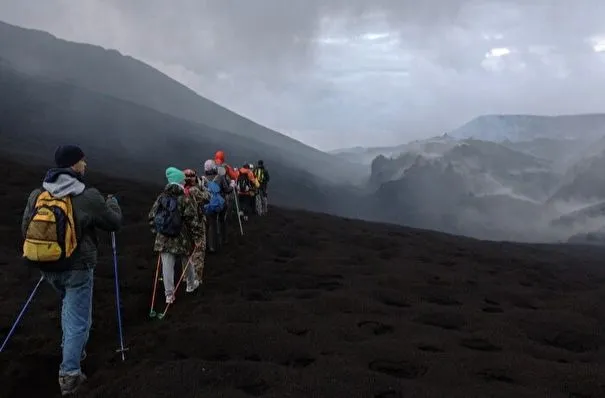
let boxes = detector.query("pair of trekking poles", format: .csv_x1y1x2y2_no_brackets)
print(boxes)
0,232,128,362
148,194,244,318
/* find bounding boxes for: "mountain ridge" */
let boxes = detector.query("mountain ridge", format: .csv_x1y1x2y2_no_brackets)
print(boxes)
0,60,368,221
449,113,605,142
0,20,365,183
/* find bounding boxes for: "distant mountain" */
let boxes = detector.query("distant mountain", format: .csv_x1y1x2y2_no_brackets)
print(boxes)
330,134,458,165
369,139,559,202
551,201,605,229
0,20,364,184
370,156,552,241
373,158,470,230
567,229,605,245
364,138,581,241
547,149,605,203
450,114,605,143
500,137,594,174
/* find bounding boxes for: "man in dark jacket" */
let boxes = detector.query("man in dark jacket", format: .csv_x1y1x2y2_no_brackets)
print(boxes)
21,145,122,396
254,160,270,215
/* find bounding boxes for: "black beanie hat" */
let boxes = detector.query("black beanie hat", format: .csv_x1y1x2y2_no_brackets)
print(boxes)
55,145,85,168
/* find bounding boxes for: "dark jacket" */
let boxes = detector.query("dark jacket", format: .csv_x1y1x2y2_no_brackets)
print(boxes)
21,168,123,270
254,166,270,188
203,170,233,196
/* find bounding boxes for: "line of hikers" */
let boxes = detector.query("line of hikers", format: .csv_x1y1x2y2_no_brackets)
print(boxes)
149,150,271,305
16,145,270,395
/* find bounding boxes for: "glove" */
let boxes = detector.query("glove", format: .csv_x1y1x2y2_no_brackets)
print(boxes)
230,180,236,189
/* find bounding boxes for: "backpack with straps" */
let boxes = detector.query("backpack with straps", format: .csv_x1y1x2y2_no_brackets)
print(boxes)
254,168,265,184
237,172,252,193
23,190,78,272
203,176,226,215
154,194,183,237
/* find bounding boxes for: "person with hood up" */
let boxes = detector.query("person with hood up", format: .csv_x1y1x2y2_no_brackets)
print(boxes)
148,167,202,305
21,145,122,396
183,168,210,282
202,159,233,252
236,163,260,221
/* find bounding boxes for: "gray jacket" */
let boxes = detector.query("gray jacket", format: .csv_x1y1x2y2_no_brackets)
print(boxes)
203,171,233,196
21,168,122,270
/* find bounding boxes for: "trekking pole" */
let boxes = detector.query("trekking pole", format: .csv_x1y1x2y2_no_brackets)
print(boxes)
233,193,244,236
149,254,161,318
111,231,129,361
157,245,199,320
0,275,44,353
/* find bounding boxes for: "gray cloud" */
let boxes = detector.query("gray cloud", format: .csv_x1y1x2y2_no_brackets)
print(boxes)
1,0,605,150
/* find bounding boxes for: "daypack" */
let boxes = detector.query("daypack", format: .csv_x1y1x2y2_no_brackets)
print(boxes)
203,176,226,215
254,168,265,184
237,172,252,193
154,194,182,237
22,190,78,271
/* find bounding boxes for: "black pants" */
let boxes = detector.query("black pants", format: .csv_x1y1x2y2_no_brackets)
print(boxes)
239,195,255,217
207,207,229,250
206,213,220,252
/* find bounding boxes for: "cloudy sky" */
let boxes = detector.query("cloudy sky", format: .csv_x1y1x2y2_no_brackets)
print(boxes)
1,0,605,150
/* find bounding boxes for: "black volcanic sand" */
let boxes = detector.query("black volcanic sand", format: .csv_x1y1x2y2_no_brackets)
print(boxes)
1,158,604,398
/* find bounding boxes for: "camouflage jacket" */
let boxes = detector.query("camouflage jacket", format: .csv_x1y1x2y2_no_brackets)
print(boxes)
148,183,203,255
186,185,210,223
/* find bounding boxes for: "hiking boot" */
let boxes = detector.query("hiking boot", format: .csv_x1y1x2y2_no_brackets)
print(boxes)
59,373,87,396
165,294,175,304
186,280,200,293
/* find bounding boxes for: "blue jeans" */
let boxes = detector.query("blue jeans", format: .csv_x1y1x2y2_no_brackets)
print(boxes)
41,268,94,376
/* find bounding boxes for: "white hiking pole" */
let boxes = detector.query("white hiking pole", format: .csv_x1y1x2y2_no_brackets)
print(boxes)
219,165,243,236
233,192,244,236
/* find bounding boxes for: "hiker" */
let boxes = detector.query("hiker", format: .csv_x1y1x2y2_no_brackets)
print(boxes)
148,167,202,305
202,159,232,252
213,150,242,224
236,163,260,221
21,145,122,396
183,169,210,282
254,159,270,215
214,150,239,182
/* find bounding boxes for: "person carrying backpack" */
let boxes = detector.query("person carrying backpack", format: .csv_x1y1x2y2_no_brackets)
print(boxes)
183,169,210,282
213,150,239,223
236,163,260,221
148,167,202,305
254,160,270,215
202,159,232,252
21,145,122,396
214,150,239,182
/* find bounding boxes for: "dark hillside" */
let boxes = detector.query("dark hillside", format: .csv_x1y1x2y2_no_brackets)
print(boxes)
0,20,365,183
0,62,366,220
0,157,604,397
